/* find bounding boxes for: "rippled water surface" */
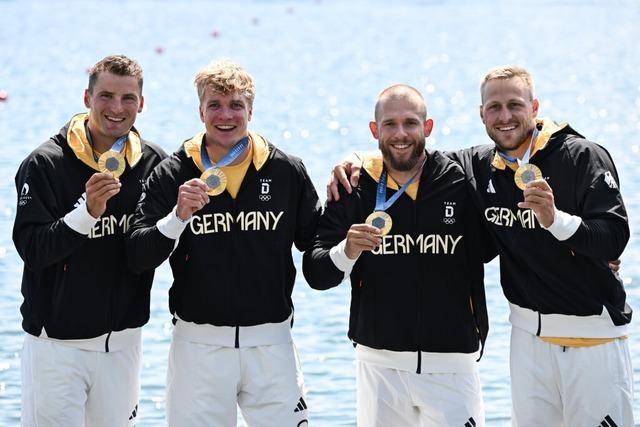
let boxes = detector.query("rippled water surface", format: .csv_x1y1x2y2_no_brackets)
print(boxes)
1,0,639,425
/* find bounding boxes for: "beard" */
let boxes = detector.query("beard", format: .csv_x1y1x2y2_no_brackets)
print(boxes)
485,122,535,154
379,138,425,171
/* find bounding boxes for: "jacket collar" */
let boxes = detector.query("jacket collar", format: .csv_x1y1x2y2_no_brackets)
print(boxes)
361,151,421,201
184,130,270,172
66,112,143,172
491,117,566,171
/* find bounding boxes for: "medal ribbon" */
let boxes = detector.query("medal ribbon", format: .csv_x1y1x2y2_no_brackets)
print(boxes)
497,126,539,165
86,123,128,162
374,158,426,212
200,136,249,170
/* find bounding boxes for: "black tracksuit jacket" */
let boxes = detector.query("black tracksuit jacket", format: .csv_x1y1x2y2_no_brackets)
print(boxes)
127,140,321,327
13,122,167,341
303,150,495,354
450,123,631,327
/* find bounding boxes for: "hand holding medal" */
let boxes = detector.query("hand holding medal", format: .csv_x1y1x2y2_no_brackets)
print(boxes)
517,178,556,227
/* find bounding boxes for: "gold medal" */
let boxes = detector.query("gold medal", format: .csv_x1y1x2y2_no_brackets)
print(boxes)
514,164,542,190
365,211,392,236
201,168,227,196
98,151,126,178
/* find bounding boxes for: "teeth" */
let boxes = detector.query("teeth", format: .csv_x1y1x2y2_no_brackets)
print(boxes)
106,116,125,122
216,125,234,130
498,125,516,131
392,144,410,149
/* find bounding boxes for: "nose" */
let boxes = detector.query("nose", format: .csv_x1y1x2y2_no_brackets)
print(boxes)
220,106,234,119
396,124,409,138
110,98,125,113
497,106,511,122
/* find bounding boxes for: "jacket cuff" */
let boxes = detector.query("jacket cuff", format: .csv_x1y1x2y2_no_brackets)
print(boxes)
329,239,358,276
157,207,189,240
63,202,99,235
543,208,581,241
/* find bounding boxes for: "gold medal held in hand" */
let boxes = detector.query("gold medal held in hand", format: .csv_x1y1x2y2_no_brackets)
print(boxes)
201,168,227,196
514,163,542,190
365,211,392,236
98,151,126,178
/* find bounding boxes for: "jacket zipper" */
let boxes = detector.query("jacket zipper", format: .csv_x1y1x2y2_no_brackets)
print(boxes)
412,199,422,374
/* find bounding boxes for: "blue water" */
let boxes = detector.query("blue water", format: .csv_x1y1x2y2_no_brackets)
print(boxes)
1,0,639,425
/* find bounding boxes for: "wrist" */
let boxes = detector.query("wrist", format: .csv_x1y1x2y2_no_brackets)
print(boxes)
344,245,360,260
176,209,190,223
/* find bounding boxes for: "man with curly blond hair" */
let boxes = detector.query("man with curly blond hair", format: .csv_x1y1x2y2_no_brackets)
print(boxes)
128,59,320,426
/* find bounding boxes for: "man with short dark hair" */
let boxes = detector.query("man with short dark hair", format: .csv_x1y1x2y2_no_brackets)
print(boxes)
13,54,167,426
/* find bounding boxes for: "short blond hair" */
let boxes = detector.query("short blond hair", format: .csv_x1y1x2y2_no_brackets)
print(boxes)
374,84,427,122
480,65,535,102
194,59,255,105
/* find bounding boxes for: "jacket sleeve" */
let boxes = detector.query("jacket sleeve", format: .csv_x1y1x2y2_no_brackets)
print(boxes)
302,188,355,290
559,143,629,259
12,152,91,270
126,158,182,273
292,160,322,252
462,189,494,359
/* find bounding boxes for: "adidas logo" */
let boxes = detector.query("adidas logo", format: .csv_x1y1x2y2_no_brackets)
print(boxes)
464,417,476,427
128,403,138,420
293,396,308,413
486,179,496,194
599,415,618,427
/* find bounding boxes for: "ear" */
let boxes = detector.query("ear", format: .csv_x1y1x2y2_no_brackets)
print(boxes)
83,89,91,109
531,98,539,117
138,95,145,113
199,103,205,123
424,118,434,137
248,105,253,122
369,121,379,139
479,104,486,124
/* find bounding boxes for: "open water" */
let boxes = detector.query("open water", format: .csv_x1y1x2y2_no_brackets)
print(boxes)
0,0,639,425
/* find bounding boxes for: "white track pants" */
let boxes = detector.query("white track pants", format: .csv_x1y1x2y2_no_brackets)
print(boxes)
356,360,484,427
510,326,635,426
166,335,308,427
21,334,140,427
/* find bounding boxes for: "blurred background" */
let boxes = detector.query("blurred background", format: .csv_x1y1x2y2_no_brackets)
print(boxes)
0,0,639,425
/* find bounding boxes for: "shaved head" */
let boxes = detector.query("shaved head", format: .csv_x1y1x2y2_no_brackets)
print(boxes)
374,84,427,122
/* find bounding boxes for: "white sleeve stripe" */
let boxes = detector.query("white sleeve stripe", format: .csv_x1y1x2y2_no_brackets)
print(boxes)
543,208,581,241
156,207,189,240
329,239,358,278
63,202,99,235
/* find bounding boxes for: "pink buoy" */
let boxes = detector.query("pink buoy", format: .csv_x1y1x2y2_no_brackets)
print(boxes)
155,47,165,54
210,30,220,38
0,90,8,101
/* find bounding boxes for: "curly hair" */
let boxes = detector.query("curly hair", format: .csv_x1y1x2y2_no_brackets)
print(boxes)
194,59,255,105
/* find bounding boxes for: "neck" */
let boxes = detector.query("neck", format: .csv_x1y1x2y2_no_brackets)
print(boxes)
204,134,250,166
512,133,535,160
86,124,119,155
385,152,426,185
